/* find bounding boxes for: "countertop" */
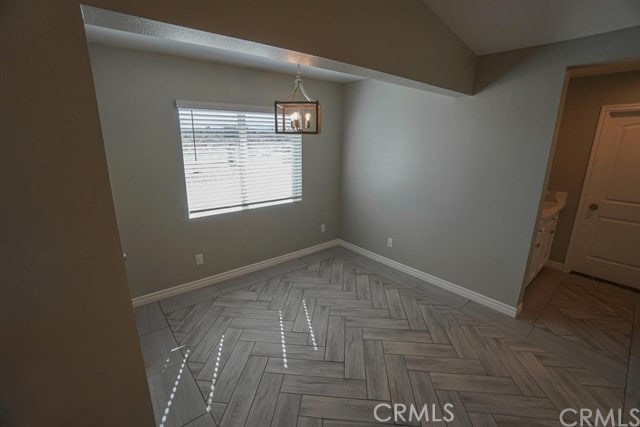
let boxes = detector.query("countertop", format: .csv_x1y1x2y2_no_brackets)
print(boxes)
539,190,567,221
540,200,565,221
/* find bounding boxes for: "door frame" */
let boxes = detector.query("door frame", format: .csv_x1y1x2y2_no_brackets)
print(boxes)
563,102,640,273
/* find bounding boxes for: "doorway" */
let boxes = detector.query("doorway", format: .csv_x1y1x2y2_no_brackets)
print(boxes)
566,104,640,289
525,66,640,293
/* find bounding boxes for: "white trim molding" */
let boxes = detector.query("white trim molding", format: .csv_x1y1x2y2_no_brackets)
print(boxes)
545,260,565,271
337,240,517,318
131,239,340,307
132,237,517,318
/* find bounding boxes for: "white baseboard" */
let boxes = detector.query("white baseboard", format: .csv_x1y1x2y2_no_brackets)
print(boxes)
132,237,517,318
337,240,517,318
131,239,340,307
546,260,565,271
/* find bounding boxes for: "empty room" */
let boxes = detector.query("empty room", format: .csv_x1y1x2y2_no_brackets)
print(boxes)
3,1,640,426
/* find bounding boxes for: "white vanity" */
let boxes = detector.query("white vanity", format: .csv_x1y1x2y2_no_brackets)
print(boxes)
525,191,567,285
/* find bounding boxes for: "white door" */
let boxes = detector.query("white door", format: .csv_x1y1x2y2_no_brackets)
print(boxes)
571,104,640,289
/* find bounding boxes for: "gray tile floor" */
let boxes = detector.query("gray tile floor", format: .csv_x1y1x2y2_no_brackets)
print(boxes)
135,246,638,426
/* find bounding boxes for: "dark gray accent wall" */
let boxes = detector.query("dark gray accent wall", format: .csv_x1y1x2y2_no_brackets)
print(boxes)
1,2,154,425
89,44,343,298
341,27,640,308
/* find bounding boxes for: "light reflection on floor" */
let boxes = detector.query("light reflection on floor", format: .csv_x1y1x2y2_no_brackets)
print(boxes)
278,310,288,368
302,299,318,351
162,345,186,373
205,334,224,413
157,295,326,424
158,348,190,427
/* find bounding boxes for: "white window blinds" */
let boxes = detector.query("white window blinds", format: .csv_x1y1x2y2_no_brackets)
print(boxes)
177,103,302,218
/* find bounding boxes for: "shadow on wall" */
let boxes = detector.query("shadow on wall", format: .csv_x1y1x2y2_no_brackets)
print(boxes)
474,48,538,93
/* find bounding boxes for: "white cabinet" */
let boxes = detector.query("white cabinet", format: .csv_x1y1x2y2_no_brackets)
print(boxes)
525,215,558,285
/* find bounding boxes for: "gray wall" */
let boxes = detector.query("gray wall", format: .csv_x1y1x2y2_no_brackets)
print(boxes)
341,27,640,308
89,44,343,298
548,70,640,263
1,1,468,423
0,0,483,424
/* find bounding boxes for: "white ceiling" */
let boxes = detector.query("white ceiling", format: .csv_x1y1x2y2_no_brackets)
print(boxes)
423,0,640,55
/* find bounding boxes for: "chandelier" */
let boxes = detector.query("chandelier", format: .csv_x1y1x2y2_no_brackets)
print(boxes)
274,65,321,134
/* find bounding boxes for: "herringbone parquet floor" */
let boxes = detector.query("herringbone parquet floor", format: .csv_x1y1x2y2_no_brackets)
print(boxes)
135,246,639,426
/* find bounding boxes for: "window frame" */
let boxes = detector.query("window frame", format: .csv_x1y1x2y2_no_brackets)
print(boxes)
176,100,303,219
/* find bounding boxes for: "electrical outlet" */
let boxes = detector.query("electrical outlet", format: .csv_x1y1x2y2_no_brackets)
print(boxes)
387,237,394,247
320,224,326,233
195,253,204,265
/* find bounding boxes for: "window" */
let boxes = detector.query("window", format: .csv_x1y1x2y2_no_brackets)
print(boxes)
177,102,302,218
